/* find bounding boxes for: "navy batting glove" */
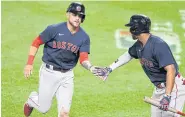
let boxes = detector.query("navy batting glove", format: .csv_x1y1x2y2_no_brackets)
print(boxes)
159,94,171,111
97,67,112,81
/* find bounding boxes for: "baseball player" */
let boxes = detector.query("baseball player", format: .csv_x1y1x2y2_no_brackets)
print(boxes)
23,2,100,117
97,14,185,117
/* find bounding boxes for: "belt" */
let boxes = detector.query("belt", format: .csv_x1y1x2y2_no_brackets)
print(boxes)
156,82,166,89
156,73,182,88
45,64,70,73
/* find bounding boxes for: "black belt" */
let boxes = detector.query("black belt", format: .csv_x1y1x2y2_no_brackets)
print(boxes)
156,82,166,89
155,73,181,89
45,64,70,73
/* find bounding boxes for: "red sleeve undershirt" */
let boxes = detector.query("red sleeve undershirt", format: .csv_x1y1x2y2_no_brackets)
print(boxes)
80,52,89,64
31,36,44,48
27,36,44,65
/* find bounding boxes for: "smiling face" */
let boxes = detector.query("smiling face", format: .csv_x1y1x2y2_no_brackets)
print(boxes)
67,12,82,28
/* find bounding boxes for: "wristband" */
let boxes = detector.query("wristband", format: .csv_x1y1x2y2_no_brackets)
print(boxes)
27,55,35,65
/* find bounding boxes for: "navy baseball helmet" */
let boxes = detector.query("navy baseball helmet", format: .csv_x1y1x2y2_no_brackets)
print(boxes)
125,14,151,35
66,2,85,22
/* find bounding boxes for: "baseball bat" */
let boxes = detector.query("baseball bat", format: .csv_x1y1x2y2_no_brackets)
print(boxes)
144,96,185,116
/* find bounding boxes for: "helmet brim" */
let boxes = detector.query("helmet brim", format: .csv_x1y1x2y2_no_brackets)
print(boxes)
69,10,85,16
125,23,132,27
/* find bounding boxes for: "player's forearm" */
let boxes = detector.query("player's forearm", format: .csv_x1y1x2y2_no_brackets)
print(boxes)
109,52,133,71
26,46,39,65
79,52,93,70
165,64,176,95
26,36,43,65
81,60,93,70
29,46,39,56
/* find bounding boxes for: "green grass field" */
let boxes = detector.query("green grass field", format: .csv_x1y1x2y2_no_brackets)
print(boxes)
2,1,185,117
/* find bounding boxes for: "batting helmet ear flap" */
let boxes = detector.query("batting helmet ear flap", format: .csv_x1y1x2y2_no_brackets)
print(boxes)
146,17,151,31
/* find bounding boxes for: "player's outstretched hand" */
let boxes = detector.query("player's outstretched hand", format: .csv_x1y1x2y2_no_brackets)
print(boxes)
97,67,112,81
90,66,104,80
89,66,101,75
90,66,112,81
24,65,33,79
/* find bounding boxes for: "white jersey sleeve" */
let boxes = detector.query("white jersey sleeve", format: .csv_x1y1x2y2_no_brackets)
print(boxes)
109,51,133,71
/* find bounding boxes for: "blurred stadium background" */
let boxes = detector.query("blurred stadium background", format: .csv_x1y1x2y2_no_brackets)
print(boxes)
2,1,185,117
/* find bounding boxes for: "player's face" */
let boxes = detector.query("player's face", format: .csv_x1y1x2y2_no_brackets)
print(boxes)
68,13,82,28
129,27,138,40
131,34,138,40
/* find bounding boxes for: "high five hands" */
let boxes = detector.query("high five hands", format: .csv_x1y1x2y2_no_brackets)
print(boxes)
90,66,112,81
